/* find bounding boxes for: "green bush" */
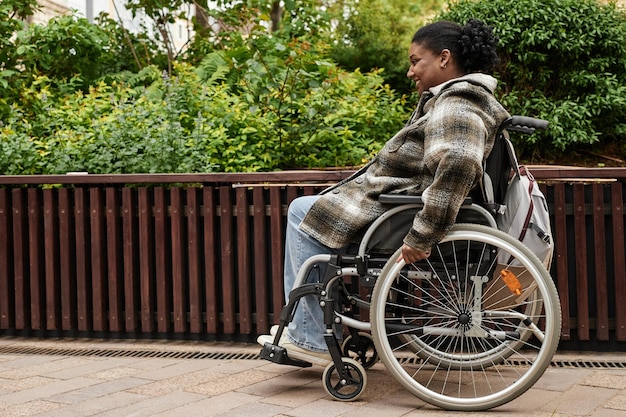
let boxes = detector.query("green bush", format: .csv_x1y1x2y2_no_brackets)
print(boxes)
0,2,408,174
328,0,446,93
0,4,166,119
1,59,406,173
194,31,407,171
440,0,626,159
6,0,623,173
1,70,203,174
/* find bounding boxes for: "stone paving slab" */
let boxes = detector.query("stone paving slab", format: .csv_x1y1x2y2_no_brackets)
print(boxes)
0,337,621,416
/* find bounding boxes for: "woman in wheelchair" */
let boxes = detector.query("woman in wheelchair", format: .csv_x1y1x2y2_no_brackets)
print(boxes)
258,19,511,365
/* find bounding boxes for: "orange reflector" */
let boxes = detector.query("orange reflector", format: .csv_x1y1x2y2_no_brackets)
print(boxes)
500,269,522,296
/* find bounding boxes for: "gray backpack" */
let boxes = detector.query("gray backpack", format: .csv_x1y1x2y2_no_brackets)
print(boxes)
495,139,553,268
479,117,554,268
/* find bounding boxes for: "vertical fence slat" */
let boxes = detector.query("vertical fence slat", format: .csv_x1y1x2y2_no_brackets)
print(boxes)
58,189,75,330
203,187,218,333
592,184,609,340
553,183,570,340
171,188,186,333
220,187,236,334
187,188,202,333
573,184,589,340
106,188,122,332
28,189,44,330
139,188,154,333
44,189,59,330
90,188,107,332
612,183,626,340
286,186,298,203
0,189,11,328
301,185,318,196
154,187,170,333
236,187,252,334
122,188,138,332
253,187,268,334
269,187,284,324
75,188,90,331
12,189,28,330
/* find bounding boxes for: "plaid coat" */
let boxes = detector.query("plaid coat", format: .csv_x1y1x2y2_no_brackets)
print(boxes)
300,73,511,251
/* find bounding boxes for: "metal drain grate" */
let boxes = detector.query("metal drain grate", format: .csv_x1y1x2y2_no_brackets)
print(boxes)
551,359,626,369
0,345,624,369
497,358,626,369
398,356,626,369
0,345,260,361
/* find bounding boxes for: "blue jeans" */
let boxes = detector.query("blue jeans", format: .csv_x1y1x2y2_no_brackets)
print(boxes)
284,195,343,353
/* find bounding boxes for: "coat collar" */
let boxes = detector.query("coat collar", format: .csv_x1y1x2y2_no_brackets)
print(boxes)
407,73,499,126
428,73,498,96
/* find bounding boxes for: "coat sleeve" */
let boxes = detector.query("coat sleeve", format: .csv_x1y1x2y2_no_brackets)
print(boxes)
402,90,492,251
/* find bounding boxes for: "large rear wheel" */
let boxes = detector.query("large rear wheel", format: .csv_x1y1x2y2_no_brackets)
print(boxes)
370,224,561,411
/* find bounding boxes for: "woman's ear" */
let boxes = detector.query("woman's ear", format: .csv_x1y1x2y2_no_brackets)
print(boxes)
440,49,451,69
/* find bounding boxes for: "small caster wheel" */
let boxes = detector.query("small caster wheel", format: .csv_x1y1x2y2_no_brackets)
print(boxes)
322,357,367,401
341,332,378,369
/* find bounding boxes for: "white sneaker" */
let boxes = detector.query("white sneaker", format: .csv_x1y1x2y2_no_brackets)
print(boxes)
257,334,331,366
270,325,279,336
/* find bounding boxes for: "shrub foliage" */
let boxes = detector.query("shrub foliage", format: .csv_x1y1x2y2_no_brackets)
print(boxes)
1,0,625,173
440,0,626,159
1,1,407,173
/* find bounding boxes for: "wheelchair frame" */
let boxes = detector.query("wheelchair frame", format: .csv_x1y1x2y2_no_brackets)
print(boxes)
259,117,561,411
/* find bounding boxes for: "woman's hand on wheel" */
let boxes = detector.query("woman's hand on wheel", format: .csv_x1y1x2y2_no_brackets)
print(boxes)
397,244,431,264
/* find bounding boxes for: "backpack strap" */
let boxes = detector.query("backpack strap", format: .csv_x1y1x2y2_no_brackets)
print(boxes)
479,115,548,214
516,166,535,242
494,135,526,219
478,124,516,214
503,134,522,178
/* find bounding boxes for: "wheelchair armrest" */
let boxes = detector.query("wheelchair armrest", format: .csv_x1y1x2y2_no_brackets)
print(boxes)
379,194,473,206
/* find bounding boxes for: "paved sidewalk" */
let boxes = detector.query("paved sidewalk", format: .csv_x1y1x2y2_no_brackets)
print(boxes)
0,337,624,417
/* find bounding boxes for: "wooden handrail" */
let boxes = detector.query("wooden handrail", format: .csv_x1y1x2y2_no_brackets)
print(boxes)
1,166,625,186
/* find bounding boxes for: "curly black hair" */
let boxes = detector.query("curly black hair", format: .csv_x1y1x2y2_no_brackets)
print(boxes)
412,19,500,74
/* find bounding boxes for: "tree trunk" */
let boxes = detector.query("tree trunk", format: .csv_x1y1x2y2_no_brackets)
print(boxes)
195,0,209,29
270,1,282,32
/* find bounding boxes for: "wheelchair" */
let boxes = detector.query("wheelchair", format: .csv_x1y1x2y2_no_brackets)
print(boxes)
259,116,561,411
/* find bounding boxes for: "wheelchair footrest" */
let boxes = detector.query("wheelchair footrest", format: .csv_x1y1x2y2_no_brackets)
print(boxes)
259,342,312,368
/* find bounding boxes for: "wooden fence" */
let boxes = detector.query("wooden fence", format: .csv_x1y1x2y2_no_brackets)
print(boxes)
0,168,625,349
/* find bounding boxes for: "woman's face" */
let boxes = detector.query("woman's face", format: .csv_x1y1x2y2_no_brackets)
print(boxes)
406,43,449,95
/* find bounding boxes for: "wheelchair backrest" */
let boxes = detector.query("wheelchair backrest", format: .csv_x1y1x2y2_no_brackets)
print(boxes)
474,116,549,212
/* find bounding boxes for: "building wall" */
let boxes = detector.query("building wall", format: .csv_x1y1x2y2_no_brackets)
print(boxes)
33,0,120,23
32,0,193,54
29,0,70,25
